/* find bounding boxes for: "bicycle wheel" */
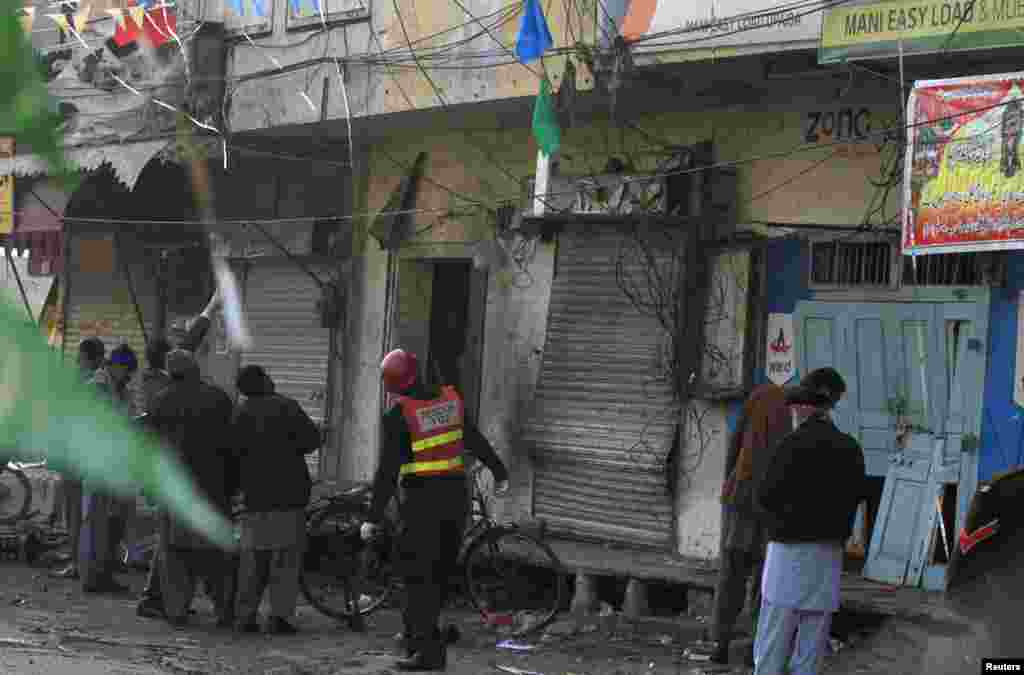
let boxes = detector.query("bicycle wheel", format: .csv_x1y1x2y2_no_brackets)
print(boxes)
0,468,32,525
299,503,396,621
463,526,564,637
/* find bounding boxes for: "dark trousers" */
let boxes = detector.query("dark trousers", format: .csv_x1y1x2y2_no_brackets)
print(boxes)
143,545,162,600
398,478,468,652
63,479,83,567
711,547,765,644
235,548,303,623
161,547,237,624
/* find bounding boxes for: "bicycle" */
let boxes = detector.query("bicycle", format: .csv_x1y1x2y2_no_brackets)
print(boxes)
297,481,384,631
298,464,566,637
0,463,34,525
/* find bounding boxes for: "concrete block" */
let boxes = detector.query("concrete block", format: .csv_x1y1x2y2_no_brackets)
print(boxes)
570,573,599,616
622,578,651,619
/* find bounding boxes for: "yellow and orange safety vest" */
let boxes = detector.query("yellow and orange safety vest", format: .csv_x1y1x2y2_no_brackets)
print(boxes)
397,385,466,478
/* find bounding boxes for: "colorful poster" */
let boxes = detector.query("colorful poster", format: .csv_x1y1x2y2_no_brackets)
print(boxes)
0,138,13,236
903,72,1024,256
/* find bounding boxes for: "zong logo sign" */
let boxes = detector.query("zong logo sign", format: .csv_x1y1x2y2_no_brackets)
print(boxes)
804,107,872,144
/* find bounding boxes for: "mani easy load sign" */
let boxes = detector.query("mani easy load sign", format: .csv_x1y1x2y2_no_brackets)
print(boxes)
820,0,1024,63
902,73,1024,256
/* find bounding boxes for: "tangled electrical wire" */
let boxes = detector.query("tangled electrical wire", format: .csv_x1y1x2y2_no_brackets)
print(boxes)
612,221,739,489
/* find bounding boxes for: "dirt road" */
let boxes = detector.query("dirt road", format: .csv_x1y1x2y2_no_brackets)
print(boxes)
0,562,958,674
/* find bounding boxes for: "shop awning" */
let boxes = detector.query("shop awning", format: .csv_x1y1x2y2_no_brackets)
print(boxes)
9,181,69,276
0,138,173,191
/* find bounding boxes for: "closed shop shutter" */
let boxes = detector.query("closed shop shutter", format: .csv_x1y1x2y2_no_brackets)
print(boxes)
243,261,333,477
64,234,158,373
521,224,676,550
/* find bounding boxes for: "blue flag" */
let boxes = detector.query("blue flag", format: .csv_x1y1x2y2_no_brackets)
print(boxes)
229,0,245,17
289,0,302,15
251,0,265,17
515,0,553,64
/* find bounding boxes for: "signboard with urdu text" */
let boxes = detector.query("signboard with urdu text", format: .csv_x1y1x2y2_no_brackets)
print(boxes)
619,0,821,54
820,0,1024,63
902,72,1024,256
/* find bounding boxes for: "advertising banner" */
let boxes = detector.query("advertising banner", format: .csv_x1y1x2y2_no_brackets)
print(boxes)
820,0,1024,63
902,72,1024,256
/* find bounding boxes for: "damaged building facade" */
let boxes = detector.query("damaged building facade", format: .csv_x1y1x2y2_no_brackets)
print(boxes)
11,0,1024,599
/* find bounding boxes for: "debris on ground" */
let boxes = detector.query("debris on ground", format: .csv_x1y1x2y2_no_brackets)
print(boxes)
495,666,545,675
497,640,538,651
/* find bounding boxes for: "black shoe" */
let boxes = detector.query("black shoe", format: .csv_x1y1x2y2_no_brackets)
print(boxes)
235,621,261,634
50,565,79,580
711,641,730,665
744,648,755,667
395,648,446,671
168,616,189,628
686,640,729,665
136,598,165,619
444,624,460,645
83,579,132,595
396,632,413,657
266,617,298,635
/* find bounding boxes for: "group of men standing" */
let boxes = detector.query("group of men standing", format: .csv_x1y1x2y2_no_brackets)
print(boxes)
702,368,867,675
52,290,324,635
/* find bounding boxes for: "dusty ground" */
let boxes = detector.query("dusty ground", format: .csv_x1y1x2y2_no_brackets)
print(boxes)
0,562,945,675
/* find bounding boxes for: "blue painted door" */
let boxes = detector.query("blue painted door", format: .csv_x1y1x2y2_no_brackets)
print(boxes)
793,302,944,476
917,306,988,591
794,299,987,588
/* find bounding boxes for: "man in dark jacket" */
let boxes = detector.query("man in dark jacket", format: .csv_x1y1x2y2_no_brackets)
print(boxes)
361,349,509,671
148,349,238,628
231,365,322,635
753,368,866,675
137,291,222,620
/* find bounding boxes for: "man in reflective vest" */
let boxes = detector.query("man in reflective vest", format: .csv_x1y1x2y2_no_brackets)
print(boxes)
361,348,509,671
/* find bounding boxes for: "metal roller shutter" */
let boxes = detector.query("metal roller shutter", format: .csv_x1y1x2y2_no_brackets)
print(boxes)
64,235,158,371
242,261,332,476
521,224,677,550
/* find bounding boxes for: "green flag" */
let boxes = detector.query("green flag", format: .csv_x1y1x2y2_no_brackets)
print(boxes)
0,3,232,547
532,78,561,157
0,296,235,548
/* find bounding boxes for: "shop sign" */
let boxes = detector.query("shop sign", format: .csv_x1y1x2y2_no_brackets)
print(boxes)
765,313,796,386
820,0,1024,63
902,72,1024,256
620,0,822,53
0,138,13,236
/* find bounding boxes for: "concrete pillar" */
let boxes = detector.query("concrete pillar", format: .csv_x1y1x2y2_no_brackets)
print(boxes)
570,573,599,618
622,578,651,619
687,585,714,619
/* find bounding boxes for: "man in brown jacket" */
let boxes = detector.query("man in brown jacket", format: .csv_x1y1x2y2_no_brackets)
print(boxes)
701,383,792,666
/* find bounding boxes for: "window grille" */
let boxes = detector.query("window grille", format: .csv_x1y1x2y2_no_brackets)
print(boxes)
809,241,997,288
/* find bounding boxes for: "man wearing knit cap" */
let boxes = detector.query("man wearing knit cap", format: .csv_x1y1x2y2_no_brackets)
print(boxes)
79,343,142,594
753,368,866,675
148,348,238,627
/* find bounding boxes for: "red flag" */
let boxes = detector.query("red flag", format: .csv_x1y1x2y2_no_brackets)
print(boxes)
112,1,176,48
142,4,176,48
